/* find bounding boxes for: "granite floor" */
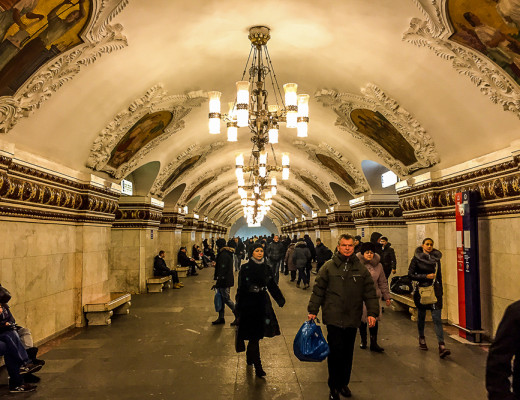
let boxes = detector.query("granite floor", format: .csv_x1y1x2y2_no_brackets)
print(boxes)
0,267,489,399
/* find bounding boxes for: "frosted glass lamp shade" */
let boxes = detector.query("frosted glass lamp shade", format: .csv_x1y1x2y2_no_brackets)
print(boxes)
208,91,221,134
282,167,290,180
259,151,268,165
268,127,278,143
227,124,238,141
283,83,298,106
235,153,244,167
282,153,290,167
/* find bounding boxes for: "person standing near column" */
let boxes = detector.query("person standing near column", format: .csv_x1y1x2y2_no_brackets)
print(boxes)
308,234,379,400
486,299,520,400
266,235,285,284
408,238,451,358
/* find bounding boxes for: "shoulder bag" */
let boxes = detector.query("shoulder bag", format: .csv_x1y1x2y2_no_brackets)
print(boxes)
418,264,438,305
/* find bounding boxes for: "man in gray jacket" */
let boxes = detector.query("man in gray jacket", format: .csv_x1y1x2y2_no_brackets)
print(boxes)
308,234,379,400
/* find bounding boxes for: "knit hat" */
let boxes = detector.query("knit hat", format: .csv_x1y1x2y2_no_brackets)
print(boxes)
360,242,375,254
252,242,264,252
216,238,226,248
354,235,362,241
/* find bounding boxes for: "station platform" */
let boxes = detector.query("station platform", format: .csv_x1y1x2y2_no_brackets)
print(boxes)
0,266,488,399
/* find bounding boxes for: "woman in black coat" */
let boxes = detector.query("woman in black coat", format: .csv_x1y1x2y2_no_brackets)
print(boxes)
408,238,451,358
235,243,285,377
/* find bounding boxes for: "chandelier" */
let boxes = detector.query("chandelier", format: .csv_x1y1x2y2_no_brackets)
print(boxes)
208,26,309,226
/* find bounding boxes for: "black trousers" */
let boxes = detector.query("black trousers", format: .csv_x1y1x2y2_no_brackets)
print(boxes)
246,339,260,365
156,270,179,284
326,325,357,390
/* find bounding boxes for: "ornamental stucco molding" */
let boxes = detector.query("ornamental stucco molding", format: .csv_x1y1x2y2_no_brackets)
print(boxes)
150,141,225,198
194,177,236,212
294,169,339,205
404,0,520,118
315,85,439,177
86,85,206,179
0,0,129,134
177,165,232,206
293,140,369,194
281,181,320,211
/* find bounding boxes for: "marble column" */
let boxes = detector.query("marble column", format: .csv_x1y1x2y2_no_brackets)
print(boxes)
158,211,184,267
327,205,356,246
313,212,332,249
110,196,163,294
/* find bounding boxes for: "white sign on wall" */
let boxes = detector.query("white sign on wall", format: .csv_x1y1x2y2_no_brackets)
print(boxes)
121,179,133,196
381,171,398,188
191,231,195,241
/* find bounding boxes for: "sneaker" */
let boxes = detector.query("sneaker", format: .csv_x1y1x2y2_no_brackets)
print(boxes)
177,282,184,287
20,362,42,375
172,283,182,289
9,384,36,393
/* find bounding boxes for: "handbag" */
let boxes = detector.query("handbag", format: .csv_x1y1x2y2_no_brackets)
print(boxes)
418,264,438,305
293,319,330,362
214,289,223,312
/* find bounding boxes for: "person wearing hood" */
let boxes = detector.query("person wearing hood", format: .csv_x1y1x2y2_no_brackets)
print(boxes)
354,236,363,254
235,243,285,378
369,232,383,256
379,237,397,279
356,242,391,352
284,239,297,282
315,238,333,274
212,238,236,326
408,238,451,358
293,239,312,289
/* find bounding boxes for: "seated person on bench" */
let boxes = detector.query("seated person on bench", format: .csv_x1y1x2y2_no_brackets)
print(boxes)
0,288,45,393
177,247,198,276
154,251,183,289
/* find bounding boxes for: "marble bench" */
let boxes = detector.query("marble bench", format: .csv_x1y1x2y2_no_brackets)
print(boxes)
83,293,131,326
146,276,172,293
390,291,431,322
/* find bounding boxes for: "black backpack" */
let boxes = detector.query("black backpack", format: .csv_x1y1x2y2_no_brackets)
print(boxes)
390,275,413,295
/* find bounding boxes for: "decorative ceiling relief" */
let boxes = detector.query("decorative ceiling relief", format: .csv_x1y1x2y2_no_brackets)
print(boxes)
293,140,370,194
86,85,206,179
282,181,319,210
177,166,231,206
150,141,225,198
0,0,129,134
295,170,337,205
315,85,439,177
194,178,236,212
404,0,520,119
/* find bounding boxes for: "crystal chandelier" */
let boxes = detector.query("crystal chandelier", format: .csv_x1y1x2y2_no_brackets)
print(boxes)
208,26,309,226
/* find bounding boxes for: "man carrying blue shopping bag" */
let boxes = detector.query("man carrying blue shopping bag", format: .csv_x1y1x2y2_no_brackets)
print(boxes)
307,234,379,400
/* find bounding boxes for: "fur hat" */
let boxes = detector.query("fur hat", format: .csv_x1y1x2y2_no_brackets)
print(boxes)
360,242,375,254
216,238,227,248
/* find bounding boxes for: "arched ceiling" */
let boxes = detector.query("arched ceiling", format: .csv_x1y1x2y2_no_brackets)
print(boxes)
2,0,520,228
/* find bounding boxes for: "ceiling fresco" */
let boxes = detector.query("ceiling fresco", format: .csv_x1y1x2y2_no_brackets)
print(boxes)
0,0,91,96
448,0,520,85
107,111,173,169
185,176,214,203
315,153,357,187
160,155,202,193
299,175,331,202
350,109,417,167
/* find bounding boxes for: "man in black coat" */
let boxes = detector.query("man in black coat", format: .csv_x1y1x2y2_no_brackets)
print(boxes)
177,247,198,276
315,238,333,274
266,235,285,284
212,238,236,325
153,251,182,289
486,300,520,400
370,232,383,256
379,236,397,279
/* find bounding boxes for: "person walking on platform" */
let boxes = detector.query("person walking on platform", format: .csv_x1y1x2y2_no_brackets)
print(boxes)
315,238,333,274
486,299,520,400
369,232,383,256
380,236,397,279
153,251,183,289
354,235,363,254
266,235,285,284
356,242,391,352
308,234,379,400
234,237,245,272
235,243,285,378
408,238,451,358
293,238,312,289
212,238,236,326
284,239,297,282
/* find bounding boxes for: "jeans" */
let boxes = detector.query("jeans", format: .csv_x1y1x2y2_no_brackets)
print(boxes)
0,330,30,388
326,325,357,390
269,259,282,284
417,308,444,342
233,254,242,272
217,287,235,319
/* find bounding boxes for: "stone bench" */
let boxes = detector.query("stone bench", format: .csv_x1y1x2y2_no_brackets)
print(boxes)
175,266,189,278
146,276,172,293
390,291,432,322
83,292,131,326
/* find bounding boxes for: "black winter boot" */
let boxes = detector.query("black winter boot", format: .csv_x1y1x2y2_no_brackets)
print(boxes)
370,334,385,352
359,323,368,349
254,361,266,377
439,342,451,358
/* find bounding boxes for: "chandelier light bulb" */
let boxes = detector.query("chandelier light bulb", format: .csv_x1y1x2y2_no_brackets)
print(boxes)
236,81,250,127
254,186,260,194
268,126,279,144
259,166,266,177
259,151,268,165
282,153,290,167
235,167,243,180
208,91,222,134
271,186,277,195
297,94,309,137
282,167,290,180
284,83,298,128
227,123,238,141
271,176,277,187
235,153,244,167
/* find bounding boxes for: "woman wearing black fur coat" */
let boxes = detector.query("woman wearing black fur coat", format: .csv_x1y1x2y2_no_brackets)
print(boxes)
235,243,285,377
408,238,451,358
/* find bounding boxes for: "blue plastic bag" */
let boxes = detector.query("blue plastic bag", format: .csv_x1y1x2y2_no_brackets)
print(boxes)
214,289,223,312
293,319,330,362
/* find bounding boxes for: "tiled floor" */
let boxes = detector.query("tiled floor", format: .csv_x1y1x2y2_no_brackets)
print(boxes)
0,267,489,399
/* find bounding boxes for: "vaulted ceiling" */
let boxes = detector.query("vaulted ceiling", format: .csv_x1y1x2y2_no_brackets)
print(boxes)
1,0,519,230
